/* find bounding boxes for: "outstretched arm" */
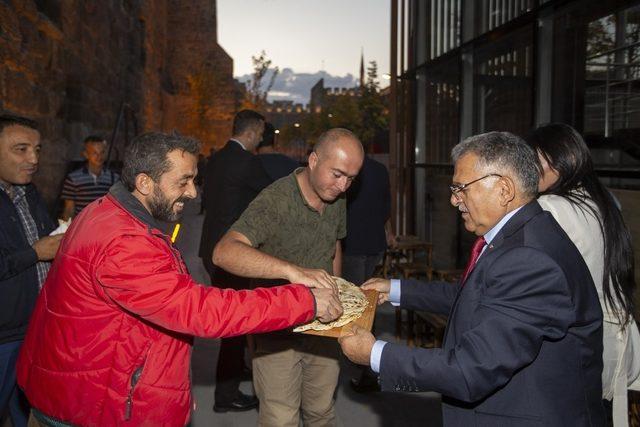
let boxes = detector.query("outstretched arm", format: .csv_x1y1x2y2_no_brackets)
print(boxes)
362,277,458,314
377,248,576,402
214,230,338,291
96,236,341,337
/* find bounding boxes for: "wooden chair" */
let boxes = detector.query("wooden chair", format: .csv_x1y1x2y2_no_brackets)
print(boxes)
414,311,448,348
412,266,462,349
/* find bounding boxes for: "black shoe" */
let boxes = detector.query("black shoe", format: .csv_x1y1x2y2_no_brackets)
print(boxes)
350,377,381,393
213,393,259,413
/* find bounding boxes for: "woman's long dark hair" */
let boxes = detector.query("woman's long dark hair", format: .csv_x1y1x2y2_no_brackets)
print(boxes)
525,123,636,326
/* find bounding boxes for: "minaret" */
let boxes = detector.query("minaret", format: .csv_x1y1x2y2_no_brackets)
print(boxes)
359,48,365,89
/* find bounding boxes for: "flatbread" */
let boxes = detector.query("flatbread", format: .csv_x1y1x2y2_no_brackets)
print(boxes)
294,277,369,332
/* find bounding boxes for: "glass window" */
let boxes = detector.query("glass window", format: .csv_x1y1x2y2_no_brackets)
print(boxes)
474,0,536,36
422,56,461,168
584,5,640,137
473,24,534,135
427,0,462,61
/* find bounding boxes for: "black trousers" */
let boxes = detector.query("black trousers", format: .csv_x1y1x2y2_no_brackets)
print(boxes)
203,258,252,404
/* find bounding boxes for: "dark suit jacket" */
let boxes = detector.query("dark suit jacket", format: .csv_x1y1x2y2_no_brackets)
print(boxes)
0,184,55,344
199,141,271,272
258,152,299,182
343,156,390,256
380,201,605,426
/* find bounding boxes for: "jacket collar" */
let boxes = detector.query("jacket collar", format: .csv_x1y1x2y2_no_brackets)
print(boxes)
488,199,541,249
109,181,162,232
0,182,36,203
228,138,247,151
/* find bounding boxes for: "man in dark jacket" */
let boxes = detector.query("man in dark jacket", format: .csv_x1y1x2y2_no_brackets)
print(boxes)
342,152,396,393
340,132,605,426
0,115,61,427
257,122,299,182
199,109,272,412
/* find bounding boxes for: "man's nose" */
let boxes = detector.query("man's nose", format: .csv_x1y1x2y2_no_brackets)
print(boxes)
27,148,39,164
450,193,460,207
185,181,197,199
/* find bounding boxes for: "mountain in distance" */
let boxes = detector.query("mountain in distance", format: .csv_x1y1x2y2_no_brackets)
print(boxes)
235,68,358,106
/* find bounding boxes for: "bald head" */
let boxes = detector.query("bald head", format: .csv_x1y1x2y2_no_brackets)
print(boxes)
306,128,364,203
314,128,364,161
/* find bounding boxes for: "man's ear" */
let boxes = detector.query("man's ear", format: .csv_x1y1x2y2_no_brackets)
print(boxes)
498,176,516,206
308,151,318,170
134,173,154,196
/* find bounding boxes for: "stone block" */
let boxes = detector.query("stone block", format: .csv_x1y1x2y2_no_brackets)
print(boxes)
1,0,236,200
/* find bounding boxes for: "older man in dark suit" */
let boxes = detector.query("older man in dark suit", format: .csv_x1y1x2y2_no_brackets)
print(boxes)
199,109,271,413
339,131,605,426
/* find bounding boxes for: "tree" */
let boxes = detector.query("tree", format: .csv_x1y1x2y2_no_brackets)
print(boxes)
358,60,388,147
244,50,279,110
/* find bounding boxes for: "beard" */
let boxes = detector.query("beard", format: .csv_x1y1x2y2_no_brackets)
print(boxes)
148,187,187,222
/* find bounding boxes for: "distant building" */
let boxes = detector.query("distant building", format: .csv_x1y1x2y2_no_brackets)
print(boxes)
310,53,368,113
264,100,308,132
309,79,360,113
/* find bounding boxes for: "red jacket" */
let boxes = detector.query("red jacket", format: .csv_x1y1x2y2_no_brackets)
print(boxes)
17,183,315,426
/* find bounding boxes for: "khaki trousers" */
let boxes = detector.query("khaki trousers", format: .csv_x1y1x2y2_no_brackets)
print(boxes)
253,334,340,427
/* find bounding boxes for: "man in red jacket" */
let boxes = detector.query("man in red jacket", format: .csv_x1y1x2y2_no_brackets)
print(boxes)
16,132,342,427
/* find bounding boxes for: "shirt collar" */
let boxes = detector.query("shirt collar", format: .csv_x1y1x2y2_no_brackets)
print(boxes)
483,206,524,245
0,180,12,197
291,167,312,209
0,181,26,202
229,138,247,151
82,166,106,178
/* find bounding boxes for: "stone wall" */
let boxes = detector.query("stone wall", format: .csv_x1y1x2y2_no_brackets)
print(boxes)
0,0,236,208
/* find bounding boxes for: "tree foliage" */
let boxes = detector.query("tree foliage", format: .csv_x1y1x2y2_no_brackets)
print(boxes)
244,50,279,110
358,61,388,146
293,60,388,149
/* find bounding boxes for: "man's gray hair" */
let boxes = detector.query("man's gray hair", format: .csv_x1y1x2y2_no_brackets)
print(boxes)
451,131,539,197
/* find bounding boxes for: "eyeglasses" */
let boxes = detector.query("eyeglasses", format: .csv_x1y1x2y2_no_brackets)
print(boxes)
449,173,502,197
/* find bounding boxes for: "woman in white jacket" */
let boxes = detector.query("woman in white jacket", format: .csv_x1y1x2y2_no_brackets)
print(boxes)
525,123,639,426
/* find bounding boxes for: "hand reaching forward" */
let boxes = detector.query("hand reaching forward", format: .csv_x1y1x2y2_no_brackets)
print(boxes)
288,266,338,292
338,324,376,365
361,278,391,305
310,287,343,323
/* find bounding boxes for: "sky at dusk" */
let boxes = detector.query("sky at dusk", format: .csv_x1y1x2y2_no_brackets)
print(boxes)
217,0,390,79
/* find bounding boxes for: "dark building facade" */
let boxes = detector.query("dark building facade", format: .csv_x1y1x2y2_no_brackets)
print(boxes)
389,0,640,277
0,0,236,207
